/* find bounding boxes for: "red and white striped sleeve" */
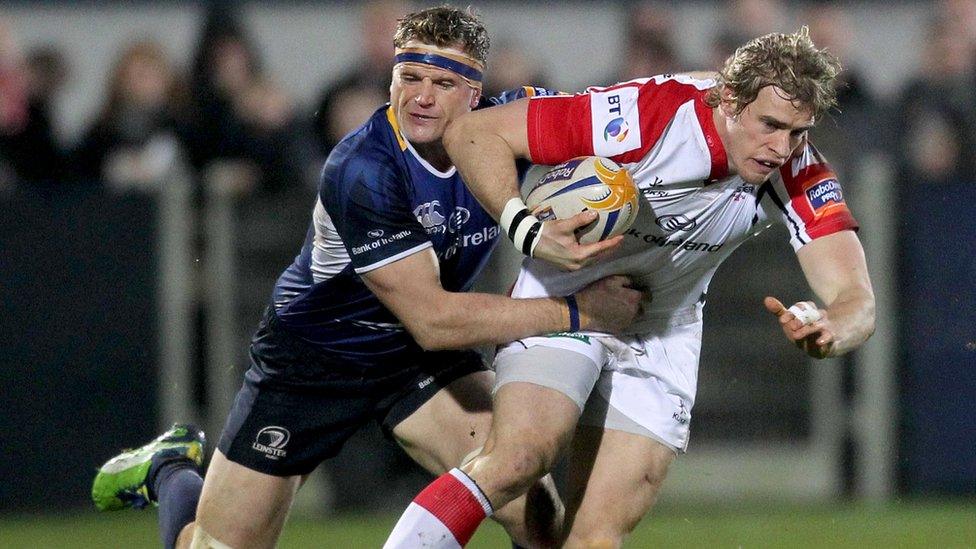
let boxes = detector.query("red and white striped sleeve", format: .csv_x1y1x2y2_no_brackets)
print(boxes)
764,139,859,251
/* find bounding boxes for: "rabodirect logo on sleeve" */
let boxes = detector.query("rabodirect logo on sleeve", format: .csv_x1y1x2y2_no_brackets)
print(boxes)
590,87,641,157
805,178,844,212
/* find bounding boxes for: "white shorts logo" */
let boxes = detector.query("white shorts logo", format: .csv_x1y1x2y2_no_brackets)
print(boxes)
252,426,290,460
590,87,641,157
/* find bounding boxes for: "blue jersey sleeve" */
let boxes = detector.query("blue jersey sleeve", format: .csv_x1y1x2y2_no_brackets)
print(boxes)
321,149,431,274
484,86,563,108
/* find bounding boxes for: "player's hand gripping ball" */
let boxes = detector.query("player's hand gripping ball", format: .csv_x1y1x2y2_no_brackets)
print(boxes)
523,156,640,244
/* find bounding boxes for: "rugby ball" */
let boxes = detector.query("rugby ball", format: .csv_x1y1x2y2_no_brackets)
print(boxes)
522,156,639,244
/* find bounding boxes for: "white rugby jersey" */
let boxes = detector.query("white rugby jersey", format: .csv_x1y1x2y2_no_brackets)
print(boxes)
515,74,858,333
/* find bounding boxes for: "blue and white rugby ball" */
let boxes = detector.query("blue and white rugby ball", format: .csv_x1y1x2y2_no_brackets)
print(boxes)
522,156,639,244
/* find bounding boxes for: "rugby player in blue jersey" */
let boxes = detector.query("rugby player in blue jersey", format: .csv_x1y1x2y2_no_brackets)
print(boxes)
91,7,640,548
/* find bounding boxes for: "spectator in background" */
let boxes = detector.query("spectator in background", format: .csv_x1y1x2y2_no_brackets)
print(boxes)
894,13,976,185
313,75,387,159
728,0,787,36
185,5,312,195
804,4,878,179
73,40,186,190
709,0,787,69
613,2,679,84
313,0,412,155
0,19,66,188
482,41,549,98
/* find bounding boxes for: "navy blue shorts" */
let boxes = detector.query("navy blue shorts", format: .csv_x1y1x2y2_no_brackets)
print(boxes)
217,308,487,477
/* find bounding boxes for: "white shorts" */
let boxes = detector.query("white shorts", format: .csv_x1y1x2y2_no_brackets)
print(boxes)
494,321,702,453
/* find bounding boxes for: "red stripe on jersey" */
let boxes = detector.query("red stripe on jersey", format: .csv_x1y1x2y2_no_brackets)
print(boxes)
694,93,728,181
527,95,594,163
413,472,487,545
527,78,726,169
779,141,858,239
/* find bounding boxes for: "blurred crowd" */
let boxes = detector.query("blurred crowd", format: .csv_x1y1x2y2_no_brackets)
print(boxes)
0,0,974,196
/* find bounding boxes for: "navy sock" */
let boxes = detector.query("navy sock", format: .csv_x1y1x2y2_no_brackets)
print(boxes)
152,462,203,549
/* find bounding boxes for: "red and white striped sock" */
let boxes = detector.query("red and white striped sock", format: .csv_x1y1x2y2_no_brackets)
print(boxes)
383,468,493,548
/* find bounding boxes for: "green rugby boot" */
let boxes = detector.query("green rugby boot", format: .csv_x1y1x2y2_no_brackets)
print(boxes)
92,423,205,511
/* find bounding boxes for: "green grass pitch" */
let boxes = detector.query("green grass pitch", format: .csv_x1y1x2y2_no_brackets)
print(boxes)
1,501,973,547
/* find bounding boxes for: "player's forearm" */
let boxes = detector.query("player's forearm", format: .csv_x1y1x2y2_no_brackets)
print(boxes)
824,286,876,356
443,110,522,221
410,291,568,351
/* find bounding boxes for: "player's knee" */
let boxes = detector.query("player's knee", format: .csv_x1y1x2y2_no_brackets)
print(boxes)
644,467,668,495
489,443,559,493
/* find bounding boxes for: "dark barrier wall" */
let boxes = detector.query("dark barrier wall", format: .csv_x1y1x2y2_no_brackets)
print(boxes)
899,181,976,494
0,189,158,511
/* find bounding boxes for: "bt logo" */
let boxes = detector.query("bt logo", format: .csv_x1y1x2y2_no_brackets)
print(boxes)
603,95,629,142
604,117,629,143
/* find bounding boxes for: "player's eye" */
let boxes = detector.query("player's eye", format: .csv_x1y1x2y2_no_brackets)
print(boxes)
437,80,456,90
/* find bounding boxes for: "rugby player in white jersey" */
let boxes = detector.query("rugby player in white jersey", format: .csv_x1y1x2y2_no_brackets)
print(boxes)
385,27,876,547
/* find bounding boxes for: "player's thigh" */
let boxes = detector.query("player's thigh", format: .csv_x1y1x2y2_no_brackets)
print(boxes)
562,426,675,546
488,337,606,454
485,379,582,462
194,449,302,549
391,369,495,473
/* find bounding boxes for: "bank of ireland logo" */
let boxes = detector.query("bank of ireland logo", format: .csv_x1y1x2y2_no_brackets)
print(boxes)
603,117,630,143
447,207,471,232
443,206,472,260
367,229,384,239
252,426,290,460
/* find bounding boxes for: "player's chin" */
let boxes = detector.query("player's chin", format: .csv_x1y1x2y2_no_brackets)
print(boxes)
402,127,444,145
741,170,773,185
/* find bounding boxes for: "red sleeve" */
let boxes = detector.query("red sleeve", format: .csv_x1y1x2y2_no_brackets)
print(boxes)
777,139,858,241
526,94,594,164
526,77,719,170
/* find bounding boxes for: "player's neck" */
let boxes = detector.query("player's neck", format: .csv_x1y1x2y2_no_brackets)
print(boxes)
711,105,737,176
413,141,453,172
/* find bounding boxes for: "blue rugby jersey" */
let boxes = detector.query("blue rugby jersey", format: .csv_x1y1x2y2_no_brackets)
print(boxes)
272,88,554,365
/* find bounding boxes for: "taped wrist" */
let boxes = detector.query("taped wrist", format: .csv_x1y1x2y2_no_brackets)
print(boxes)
500,197,542,257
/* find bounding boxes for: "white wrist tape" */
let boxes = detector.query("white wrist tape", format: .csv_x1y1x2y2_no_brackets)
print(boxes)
788,303,822,325
500,197,528,233
499,197,542,257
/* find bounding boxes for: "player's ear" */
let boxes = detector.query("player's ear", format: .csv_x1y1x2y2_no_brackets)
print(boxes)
719,86,736,117
469,88,481,109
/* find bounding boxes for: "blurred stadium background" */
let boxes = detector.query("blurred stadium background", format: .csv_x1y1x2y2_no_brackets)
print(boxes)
0,0,973,547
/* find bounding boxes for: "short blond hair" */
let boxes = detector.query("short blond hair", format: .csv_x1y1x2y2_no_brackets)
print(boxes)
707,26,841,119
393,6,490,66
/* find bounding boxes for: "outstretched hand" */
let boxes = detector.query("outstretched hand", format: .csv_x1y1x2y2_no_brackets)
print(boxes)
532,210,623,271
764,296,835,359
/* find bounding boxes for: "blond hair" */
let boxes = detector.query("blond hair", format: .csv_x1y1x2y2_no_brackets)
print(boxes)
393,6,490,66
707,26,841,119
